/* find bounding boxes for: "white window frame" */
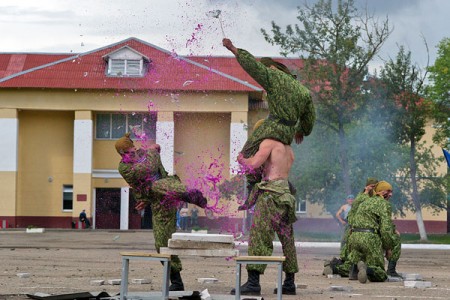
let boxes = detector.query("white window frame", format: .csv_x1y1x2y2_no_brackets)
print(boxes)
95,112,157,140
62,185,73,212
107,58,144,77
296,197,306,214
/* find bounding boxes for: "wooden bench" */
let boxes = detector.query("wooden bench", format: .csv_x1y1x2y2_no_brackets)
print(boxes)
234,255,286,300
120,252,172,300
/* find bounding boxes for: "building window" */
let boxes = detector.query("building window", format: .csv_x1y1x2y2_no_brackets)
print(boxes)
63,185,73,211
296,197,306,213
95,112,157,140
108,59,144,76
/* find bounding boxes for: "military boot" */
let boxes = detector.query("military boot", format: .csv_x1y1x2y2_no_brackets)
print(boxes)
323,257,340,276
273,272,296,295
387,260,401,277
230,270,261,295
349,264,358,280
357,261,368,283
182,189,208,208
169,271,185,291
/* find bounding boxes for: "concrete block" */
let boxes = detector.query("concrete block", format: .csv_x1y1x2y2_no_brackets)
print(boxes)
26,228,45,233
168,239,234,249
171,233,234,244
403,273,423,281
327,274,341,279
90,280,105,286
107,279,121,285
131,278,151,284
160,247,239,257
329,285,353,292
197,277,219,284
297,284,308,289
17,273,31,278
404,281,432,288
387,276,403,282
200,288,211,300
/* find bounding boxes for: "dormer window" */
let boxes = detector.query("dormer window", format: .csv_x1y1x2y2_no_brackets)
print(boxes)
103,46,150,77
109,59,142,76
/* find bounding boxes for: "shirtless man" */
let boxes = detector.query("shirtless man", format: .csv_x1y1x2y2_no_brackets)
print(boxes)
231,139,299,296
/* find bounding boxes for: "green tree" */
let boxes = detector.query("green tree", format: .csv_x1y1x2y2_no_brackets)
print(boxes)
427,37,450,148
380,46,445,241
262,0,391,200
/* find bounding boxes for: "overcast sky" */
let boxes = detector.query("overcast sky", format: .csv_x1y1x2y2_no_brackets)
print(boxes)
1,0,449,73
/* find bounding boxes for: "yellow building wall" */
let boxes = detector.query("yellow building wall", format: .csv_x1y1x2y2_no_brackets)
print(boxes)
0,90,249,113
174,112,231,181
17,110,74,216
0,172,17,216
93,140,119,170
395,120,447,222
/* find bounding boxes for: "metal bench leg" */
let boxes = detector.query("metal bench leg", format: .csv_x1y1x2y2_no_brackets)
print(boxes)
120,257,129,300
235,262,241,300
162,260,170,299
277,262,283,300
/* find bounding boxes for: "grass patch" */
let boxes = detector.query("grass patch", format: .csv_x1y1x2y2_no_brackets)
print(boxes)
400,233,450,244
294,231,341,242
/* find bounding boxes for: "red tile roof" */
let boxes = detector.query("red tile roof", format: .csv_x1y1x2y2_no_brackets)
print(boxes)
0,37,303,94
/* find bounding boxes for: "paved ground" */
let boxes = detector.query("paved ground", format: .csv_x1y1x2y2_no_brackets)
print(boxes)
0,230,449,300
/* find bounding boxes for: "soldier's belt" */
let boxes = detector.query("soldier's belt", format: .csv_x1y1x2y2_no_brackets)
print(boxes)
352,228,375,233
267,114,297,126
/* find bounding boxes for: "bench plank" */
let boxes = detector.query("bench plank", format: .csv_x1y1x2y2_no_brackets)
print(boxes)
235,255,285,262
120,252,172,259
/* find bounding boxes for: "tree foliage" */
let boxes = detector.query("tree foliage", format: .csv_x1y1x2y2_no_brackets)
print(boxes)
262,0,392,201
379,46,446,240
427,37,450,148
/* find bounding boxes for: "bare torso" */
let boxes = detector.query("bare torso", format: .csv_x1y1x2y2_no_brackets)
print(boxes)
262,140,294,181
237,138,294,181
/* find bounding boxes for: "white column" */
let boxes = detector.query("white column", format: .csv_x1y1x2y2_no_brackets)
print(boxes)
230,122,247,175
156,120,175,175
0,118,18,172
73,119,93,173
120,187,130,230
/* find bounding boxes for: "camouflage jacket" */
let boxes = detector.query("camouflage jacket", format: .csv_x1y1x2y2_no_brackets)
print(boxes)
252,179,297,225
347,192,372,226
236,49,315,138
350,194,395,250
118,148,168,201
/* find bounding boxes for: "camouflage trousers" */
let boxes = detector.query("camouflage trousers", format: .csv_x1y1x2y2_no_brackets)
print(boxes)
148,176,190,273
391,232,401,262
335,229,401,277
347,232,387,282
247,190,299,274
339,225,351,259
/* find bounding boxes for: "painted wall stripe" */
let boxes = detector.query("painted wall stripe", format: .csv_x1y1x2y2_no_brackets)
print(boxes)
0,118,18,172
73,120,93,173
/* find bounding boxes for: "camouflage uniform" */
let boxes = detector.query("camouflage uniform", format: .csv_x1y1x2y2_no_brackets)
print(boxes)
118,148,187,273
247,180,299,274
334,193,401,277
334,192,371,277
235,49,315,183
346,195,395,282
390,225,401,262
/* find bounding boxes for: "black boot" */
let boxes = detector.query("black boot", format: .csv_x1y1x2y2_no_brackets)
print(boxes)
169,271,185,291
349,264,358,280
387,260,400,277
323,257,340,276
182,190,207,208
230,270,261,295
273,272,296,295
